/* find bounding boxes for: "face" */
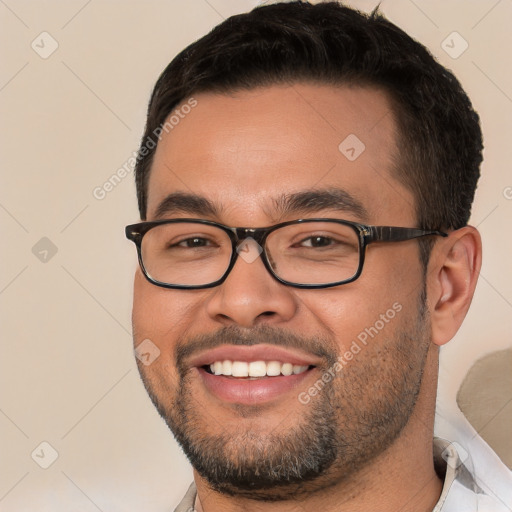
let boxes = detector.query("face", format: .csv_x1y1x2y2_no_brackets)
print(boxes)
132,83,431,499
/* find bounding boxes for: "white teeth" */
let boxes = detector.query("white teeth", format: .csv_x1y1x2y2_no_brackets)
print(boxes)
281,363,293,376
222,360,232,376
266,361,282,376
207,360,311,377
293,365,308,374
248,361,267,377
213,361,223,375
232,361,249,377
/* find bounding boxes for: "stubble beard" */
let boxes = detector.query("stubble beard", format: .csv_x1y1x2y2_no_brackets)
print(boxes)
137,300,430,501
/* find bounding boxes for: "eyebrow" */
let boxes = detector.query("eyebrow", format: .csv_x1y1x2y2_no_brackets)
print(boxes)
152,188,369,222
154,192,220,219
272,188,369,222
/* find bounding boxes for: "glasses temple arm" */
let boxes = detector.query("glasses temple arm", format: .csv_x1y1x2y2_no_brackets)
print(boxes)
368,226,448,243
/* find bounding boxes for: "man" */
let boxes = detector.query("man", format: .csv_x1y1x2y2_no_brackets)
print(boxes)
125,2,511,511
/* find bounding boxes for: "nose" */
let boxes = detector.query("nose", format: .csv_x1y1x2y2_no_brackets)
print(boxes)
204,239,297,328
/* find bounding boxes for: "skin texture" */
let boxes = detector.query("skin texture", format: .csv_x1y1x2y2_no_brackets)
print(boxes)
131,83,482,512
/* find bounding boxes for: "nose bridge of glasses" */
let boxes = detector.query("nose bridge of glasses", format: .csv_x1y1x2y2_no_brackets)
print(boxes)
233,227,267,246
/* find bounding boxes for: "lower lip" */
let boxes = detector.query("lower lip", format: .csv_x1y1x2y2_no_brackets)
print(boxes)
197,367,316,405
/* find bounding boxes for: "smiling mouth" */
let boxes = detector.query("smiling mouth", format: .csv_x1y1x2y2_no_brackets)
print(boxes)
202,360,315,378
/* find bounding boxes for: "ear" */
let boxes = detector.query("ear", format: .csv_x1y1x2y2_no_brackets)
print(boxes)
427,226,482,347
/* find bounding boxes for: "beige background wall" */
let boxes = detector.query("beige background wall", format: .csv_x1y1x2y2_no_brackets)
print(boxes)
0,1,511,510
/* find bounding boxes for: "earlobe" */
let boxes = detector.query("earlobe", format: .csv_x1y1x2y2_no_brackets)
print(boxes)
428,226,482,347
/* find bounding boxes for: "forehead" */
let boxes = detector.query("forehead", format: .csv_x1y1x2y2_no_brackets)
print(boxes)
147,83,415,226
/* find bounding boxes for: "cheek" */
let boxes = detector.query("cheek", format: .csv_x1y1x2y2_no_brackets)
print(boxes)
301,289,393,349
133,270,158,339
365,244,424,293
298,259,418,352
132,270,198,352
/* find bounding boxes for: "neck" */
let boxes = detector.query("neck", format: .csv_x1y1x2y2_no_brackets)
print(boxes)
193,345,443,512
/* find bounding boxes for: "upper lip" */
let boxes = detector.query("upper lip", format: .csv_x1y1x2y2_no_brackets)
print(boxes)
187,344,321,368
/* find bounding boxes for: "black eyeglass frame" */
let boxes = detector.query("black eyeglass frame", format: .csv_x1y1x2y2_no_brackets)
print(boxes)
125,218,447,290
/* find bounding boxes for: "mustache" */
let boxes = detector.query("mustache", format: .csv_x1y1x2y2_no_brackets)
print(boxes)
175,324,337,372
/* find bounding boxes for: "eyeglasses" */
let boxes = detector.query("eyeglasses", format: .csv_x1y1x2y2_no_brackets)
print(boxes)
125,218,447,289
